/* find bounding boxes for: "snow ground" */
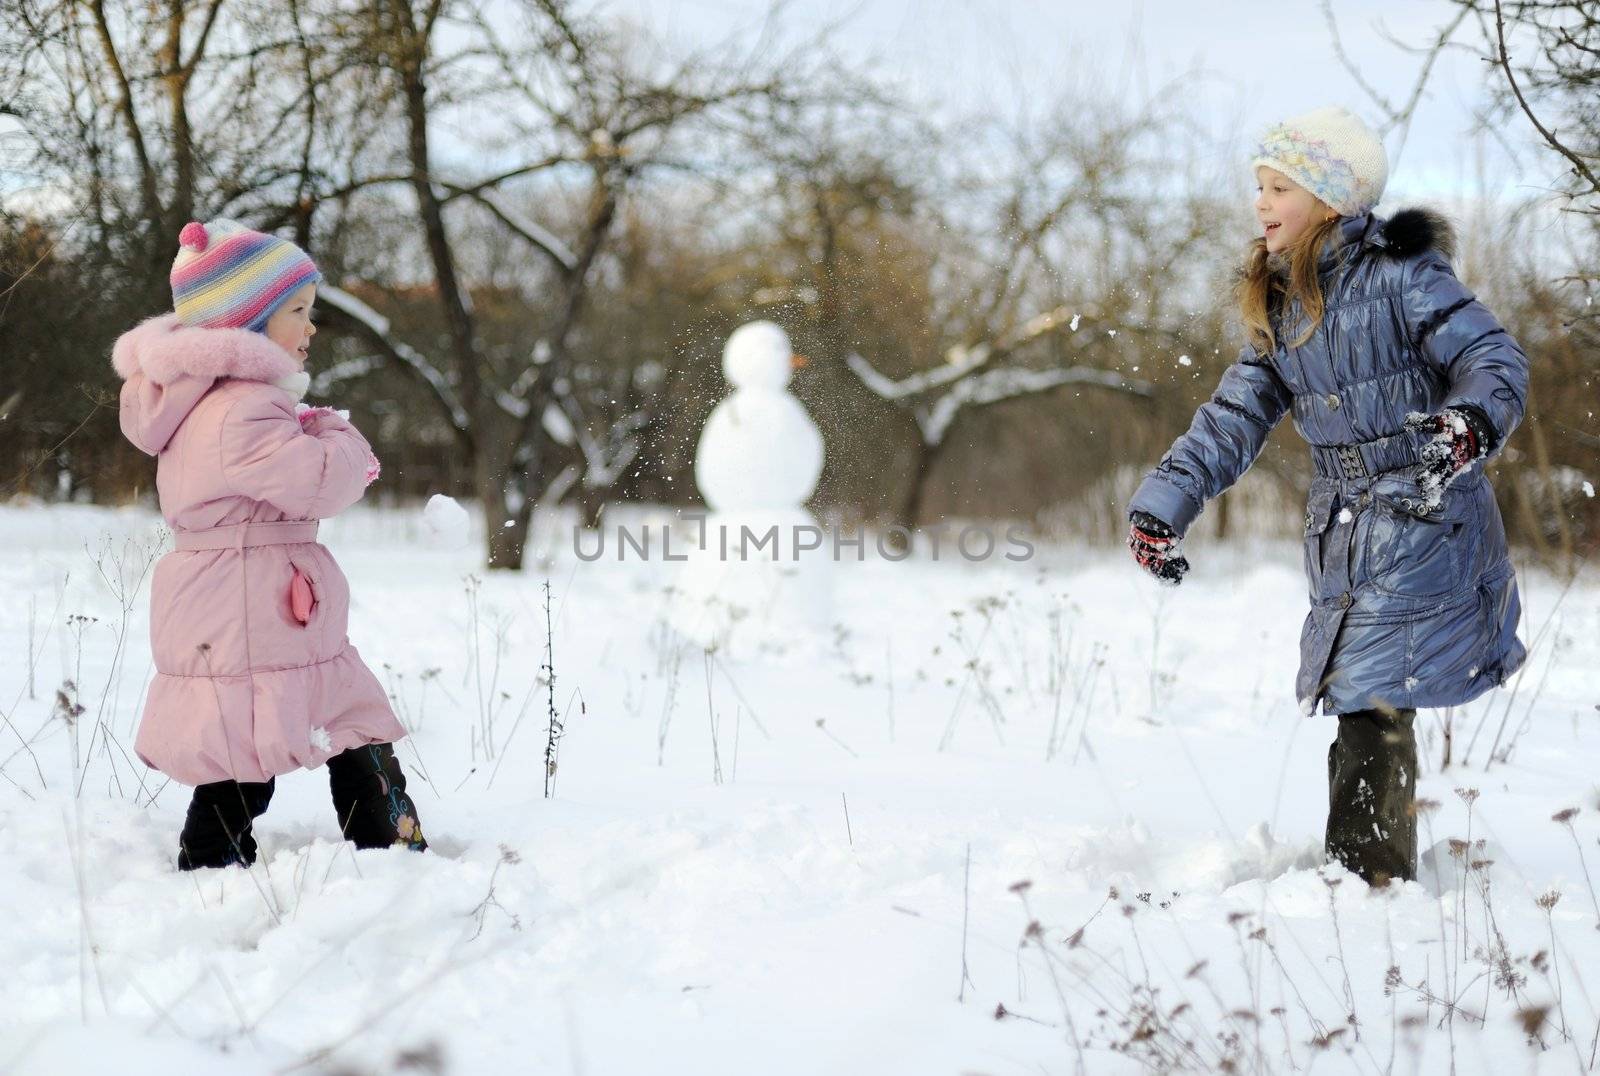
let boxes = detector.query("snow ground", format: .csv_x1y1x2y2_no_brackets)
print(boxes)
1,503,1598,1075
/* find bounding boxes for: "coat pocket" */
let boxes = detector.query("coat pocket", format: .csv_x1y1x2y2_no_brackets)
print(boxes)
1302,484,1339,601
287,564,320,625
1363,485,1477,600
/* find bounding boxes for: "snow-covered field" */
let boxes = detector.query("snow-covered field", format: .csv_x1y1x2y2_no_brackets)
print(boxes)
2,503,1598,1075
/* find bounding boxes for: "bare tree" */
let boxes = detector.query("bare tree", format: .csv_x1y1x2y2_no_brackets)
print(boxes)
1320,0,1474,173
845,311,1153,529
284,0,832,567
0,0,337,282
0,0,337,496
1474,0,1600,216
761,85,1227,530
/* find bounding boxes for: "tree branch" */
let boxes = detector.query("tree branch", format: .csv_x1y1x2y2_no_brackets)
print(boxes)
183,0,228,74
844,302,1153,447
448,186,579,271
316,284,475,454
915,365,1153,447
843,304,1086,400
87,0,160,222
1493,0,1600,195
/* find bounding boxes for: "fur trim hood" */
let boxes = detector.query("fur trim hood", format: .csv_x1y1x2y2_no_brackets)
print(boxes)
112,314,299,386
114,314,300,456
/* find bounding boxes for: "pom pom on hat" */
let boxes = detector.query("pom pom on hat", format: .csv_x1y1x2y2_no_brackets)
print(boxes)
178,220,210,252
169,218,321,332
1250,106,1388,218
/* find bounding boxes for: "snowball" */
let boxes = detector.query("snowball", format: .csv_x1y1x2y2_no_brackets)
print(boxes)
309,726,332,752
1404,676,1419,690
423,493,472,550
1177,355,1192,367
1338,508,1353,524
1069,314,1081,331
1583,481,1595,499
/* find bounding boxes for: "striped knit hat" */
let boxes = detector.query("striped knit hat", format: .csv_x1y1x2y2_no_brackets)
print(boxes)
170,219,322,332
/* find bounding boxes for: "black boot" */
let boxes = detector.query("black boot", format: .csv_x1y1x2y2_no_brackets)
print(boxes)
178,778,276,870
327,742,427,851
1325,708,1418,886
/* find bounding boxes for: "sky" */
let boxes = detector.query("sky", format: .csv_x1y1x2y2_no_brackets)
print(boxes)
596,0,1556,208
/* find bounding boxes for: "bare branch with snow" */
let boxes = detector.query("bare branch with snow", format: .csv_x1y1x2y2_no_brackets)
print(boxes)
917,366,1152,446
844,302,1151,447
843,304,1084,400
317,285,473,445
454,187,581,272
544,385,651,490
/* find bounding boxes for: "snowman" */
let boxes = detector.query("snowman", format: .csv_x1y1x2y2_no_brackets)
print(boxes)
670,321,832,657
695,321,824,511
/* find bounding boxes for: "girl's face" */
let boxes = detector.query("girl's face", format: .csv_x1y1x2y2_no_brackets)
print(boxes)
1254,167,1337,253
264,283,318,367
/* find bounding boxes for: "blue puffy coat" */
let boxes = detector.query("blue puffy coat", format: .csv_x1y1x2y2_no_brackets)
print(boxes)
1129,209,1528,716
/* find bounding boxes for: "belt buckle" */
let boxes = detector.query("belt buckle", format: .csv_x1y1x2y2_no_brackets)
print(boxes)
1336,445,1366,480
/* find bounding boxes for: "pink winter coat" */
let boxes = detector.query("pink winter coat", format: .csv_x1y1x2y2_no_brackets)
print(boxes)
114,315,406,785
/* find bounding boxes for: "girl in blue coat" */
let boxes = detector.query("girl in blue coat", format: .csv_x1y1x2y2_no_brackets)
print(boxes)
1127,106,1528,886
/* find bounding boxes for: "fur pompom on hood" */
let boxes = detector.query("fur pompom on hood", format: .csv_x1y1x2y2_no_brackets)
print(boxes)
1374,207,1456,261
112,314,299,386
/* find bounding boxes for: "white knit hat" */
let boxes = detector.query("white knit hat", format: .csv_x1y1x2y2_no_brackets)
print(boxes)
1250,107,1388,217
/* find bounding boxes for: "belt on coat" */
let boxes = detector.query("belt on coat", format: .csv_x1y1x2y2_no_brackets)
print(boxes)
1310,429,1427,481
173,520,320,551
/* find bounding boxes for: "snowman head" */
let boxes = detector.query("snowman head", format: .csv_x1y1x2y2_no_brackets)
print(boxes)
722,320,795,390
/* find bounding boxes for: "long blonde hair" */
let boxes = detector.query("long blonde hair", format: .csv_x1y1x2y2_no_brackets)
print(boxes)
1234,213,1342,355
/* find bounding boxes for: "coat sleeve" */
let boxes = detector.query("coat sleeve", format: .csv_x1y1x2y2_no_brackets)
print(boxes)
218,390,374,519
1127,347,1292,535
1402,250,1528,453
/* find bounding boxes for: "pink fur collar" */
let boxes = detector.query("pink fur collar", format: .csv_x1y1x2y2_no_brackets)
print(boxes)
111,314,299,386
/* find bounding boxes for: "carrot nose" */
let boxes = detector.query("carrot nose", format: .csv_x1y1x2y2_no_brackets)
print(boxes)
791,354,808,369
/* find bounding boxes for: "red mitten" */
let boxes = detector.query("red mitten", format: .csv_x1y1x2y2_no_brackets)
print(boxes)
295,404,340,433
1128,511,1190,586
294,404,375,484
1404,407,1493,508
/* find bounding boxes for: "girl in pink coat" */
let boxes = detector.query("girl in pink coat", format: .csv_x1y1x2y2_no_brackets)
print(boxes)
115,219,426,869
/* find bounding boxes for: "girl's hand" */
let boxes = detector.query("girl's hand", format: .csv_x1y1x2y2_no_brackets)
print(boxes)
1406,407,1491,484
294,404,351,435
293,405,378,486
1129,511,1190,586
